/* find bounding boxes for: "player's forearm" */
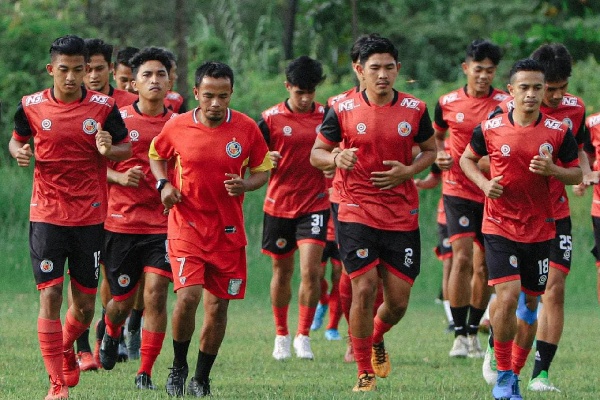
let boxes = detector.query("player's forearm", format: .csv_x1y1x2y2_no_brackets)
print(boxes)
149,159,169,181
460,155,488,190
106,168,122,184
104,142,132,161
310,148,336,171
552,165,583,185
578,149,593,176
410,149,436,177
244,171,269,192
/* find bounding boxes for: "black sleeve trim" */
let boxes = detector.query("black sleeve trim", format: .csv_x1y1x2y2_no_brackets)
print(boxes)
257,118,270,144
470,124,488,156
13,101,32,138
433,101,448,130
414,107,434,143
104,105,128,143
320,107,342,143
558,128,580,164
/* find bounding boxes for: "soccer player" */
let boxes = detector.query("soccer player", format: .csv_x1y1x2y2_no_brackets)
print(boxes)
434,39,507,358
8,34,131,400
97,47,175,391
162,49,187,113
311,36,436,392
259,56,328,361
460,58,581,400
149,61,272,397
113,46,139,94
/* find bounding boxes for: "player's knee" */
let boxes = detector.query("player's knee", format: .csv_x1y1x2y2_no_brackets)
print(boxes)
516,292,538,325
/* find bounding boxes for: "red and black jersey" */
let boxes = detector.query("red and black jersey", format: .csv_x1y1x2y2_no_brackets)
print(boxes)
164,91,187,113
469,111,579,243
108,85,138,108
585,112,600,217
319,89,434,231
434,86,509,203
105,102,176,234
492,94,587,219
149,108,272,251
258,101,329,218
12,87,128,226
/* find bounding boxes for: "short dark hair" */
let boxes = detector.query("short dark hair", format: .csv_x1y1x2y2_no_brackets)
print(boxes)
116,46,139,67
49,35,88,62
530,43,572,83
350,33,381,63
359,36,399,65
285,56,325,91
466,39,502,65
84,38,113,64
162,49,177,63
194,61,234,88
129,47,172,76
509,58,545,83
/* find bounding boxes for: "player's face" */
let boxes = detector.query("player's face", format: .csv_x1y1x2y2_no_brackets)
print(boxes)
463,58,497,96
508,70,545,115
85,54,112,94
285,83,316,113
543,80,568,109
132,60,170,102
114,63,136,93
46,54,87,102
358,53,399,98
194,76,232,126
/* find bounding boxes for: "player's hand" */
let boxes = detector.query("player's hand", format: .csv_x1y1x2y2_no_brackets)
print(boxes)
583,171,600,185
119,166,144,187
572,182,587,197
14,143,33,167
334,147,358,170
436,150,453,170
95,123,112,156
529,148,555,176
371,160,412,190
224,173,246,196
161,184,182,214
269,151,282,168
482,175,503,199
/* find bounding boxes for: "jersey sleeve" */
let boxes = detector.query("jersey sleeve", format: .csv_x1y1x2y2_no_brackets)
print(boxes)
257,118,270,145
104,104,129,144
414,106,434,143
488,105,503,119
557,128,580,166
574,112,590,148
318,107,342,144
433,101,448,131
12,101,32,141
247,124,273,172
469,124,488,157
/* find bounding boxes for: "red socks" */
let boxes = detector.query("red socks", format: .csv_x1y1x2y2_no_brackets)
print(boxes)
494,339,514,372
297,304,316,336
38,318,64,383
512,342,531,375
138,329,166,376
272,305,289,336
351,335,374,375
372,315,393,344
63,311,89,350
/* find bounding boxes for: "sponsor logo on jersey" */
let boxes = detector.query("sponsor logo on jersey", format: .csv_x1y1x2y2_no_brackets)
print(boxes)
356,248,369,259
264,106,281,117
317,105,325,114
129,130,140,141
539,142,554,157
562,96,578,107
544,119,563,131
493,93,509,102
90,94,110,105
485,117,502,130
338,98,357,112
225,138,242,158
442,92,458,105
25,93,44,106
398,121,412,136
166,92,180,100
562,117,573,130
228,278,243,295
456,112,465,123
329,93,348,105
401,98,420,109
276,238,287,249
509,255,518,268
41,119,52,130
315,124,322,134
459,216,469,227
500,144,510,157
506,100,515,112
283,126,292,136
356,123,367,134
118,274,131,287
40,259,54,273
82,118,98,135
588,115,600,128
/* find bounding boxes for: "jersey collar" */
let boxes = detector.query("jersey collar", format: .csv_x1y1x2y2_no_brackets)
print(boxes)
361,89,399,106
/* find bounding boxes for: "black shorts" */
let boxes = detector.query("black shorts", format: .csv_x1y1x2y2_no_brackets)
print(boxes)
443,195,484,247
30,222,103,292
103,231,170,300
337,222,421,285
591,216,600,266
549,216,572,273
434,222,452,260
484,234,551,296
262,210,329,258
321,240,341,264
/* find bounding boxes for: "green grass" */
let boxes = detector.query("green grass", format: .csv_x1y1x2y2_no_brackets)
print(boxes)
0,167,598,399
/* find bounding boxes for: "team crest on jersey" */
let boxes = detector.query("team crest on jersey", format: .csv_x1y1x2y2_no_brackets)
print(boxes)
283,126,292,136
562,118,573,130
90,94,110,105
562,96,578,107
356,123,367,134
40,260,54,273
356,248,369,259
41,119,52,131
129,130,140,142
442,92,458,105
459,216,469,227
228,279,243,295
539,143,553,157
398,121,412,136
509,255,518,268
118,274,131,287
485,117,502,130
315,124,322,134
456,113,465,123
226,138,242,158
83,118,98,135
501,144,511,157
276,238,287,249
25,93,44,106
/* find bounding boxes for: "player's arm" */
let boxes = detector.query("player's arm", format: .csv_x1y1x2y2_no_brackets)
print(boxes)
460,124,503,199
433,101,452,170
97,105,132,161
257,118,281,168
148,137,181,211
224,151,272,196
107,166,144,187
9,102,34,167
310,107,356,171
415,163,442,190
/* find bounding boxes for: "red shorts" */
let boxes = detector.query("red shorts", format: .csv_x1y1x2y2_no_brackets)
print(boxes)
168,239,247,299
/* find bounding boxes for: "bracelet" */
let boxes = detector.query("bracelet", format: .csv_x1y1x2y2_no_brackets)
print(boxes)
333,152,340,167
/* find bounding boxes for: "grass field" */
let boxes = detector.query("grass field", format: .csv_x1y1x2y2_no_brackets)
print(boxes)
0,165,598,399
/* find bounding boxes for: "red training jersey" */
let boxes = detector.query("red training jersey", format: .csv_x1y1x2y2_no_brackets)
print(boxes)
585,112,600,217
468,111,579,243
164,91,186,113
149,108,272,251
109,85,138,108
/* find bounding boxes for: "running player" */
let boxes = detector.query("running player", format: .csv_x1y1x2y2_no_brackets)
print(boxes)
259,56,328,360
434,39,507,358
460,58,581,400
8,34,131,400
97,47,175,391
311,36,436,392
149,61,272,397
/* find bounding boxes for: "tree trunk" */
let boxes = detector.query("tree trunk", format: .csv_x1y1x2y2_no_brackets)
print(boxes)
175,0,189,102
282,0,298,60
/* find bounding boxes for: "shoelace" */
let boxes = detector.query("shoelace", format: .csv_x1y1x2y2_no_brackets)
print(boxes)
357,373,375,388
168,367,187,386
373,342,387,364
